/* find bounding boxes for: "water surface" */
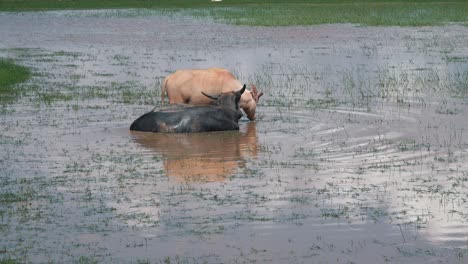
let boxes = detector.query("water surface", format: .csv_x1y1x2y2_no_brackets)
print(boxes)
0,10,467,263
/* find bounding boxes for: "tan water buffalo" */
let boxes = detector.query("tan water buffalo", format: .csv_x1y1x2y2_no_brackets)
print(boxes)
161,68,263,120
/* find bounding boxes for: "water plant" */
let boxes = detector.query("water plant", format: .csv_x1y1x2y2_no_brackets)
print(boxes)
0,59,31,103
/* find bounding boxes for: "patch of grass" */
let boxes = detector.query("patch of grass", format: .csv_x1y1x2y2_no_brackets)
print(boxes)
0,257,18,264
0,59,31,103
77,256,98,264
448,71,468,97
0,192,30,203
445,56,468,63
37,92,74,105
197,2,468,26
321,206,349,219
0,1,466,26
110,81,160,105
52,51,82,58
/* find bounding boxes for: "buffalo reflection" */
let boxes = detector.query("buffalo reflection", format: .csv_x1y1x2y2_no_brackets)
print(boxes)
130,122,259,182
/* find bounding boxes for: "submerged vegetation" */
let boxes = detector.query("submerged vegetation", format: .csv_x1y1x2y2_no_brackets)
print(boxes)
0,0,467,26
0,59,30,103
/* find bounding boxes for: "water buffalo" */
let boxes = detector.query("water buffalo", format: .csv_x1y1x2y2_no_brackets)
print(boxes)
130,85,246,133
161,68,263,120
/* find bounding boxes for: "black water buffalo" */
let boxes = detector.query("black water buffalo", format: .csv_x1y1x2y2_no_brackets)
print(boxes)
130,85,246,133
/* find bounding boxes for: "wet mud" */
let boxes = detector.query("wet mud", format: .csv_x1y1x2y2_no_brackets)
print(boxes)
1,10,468,263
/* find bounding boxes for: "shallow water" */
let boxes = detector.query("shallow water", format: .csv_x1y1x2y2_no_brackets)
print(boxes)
130,123,259,182
1,10,468,263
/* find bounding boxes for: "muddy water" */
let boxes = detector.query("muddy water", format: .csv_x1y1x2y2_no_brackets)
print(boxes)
1,10,468,263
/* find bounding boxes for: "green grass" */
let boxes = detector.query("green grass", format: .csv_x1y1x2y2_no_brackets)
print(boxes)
0,0,466,26
0,59,31,103
0,257,18,264
192,1,468,26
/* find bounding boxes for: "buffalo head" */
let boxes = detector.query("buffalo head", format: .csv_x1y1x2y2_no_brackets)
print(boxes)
241,84,264,120
202,84,246,111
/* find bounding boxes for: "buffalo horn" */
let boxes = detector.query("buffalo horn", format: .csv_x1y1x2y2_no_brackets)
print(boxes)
201,91,220,101
234,84,246,95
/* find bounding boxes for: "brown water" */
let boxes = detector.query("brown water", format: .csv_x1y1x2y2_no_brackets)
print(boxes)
1,10,468,263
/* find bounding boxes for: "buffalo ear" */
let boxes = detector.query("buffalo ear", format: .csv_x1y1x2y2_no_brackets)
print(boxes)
257,92,264,100
201,91,219,101
251,84,257,94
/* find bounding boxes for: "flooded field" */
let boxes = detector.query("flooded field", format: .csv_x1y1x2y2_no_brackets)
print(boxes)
1,10,468,263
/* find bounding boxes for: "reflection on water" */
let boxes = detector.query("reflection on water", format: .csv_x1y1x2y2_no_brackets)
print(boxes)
130,122,259,182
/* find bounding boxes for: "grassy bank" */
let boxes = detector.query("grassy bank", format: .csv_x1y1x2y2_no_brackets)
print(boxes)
0,0,466,26
0,59,31,103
